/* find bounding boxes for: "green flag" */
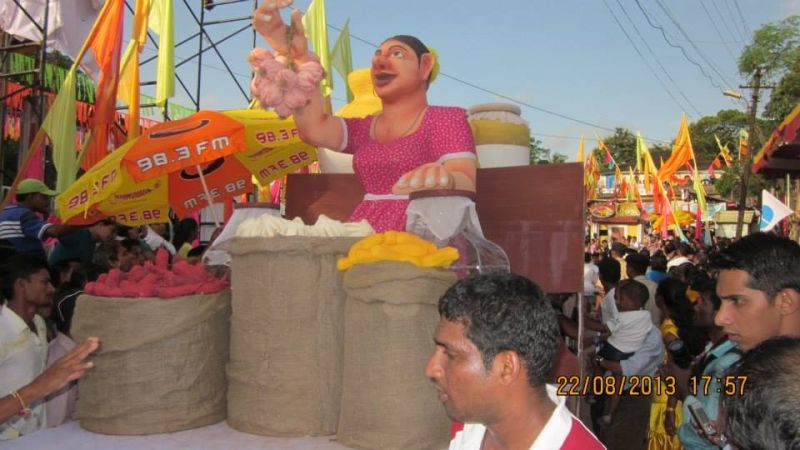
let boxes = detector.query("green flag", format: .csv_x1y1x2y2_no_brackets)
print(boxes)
149,0,174,109
331,19,353,102
42,68,78,193
302,0,332,96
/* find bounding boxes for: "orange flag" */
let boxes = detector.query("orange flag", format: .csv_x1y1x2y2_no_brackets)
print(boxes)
81,0,126,171
657,114,696,181
738,129,749,159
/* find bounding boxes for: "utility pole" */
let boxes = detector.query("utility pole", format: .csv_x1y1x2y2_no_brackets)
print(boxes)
735,66,764,239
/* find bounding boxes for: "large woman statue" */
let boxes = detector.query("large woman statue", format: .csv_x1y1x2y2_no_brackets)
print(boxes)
252,2,477,231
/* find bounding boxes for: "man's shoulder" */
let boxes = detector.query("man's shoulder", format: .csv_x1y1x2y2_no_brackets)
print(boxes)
0,204,27,219
562,418,605,449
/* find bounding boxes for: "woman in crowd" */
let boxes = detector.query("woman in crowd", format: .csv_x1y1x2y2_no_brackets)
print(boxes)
648,277,706,449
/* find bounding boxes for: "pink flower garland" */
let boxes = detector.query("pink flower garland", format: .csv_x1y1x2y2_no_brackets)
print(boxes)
248,48,325,118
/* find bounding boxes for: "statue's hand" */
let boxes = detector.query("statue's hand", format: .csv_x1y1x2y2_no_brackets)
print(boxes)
253,1,309,60
392,163,454,195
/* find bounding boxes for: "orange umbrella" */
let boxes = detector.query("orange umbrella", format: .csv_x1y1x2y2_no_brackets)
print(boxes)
56,109,316,226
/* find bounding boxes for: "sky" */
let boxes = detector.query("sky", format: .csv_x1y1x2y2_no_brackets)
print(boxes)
135,0,800,161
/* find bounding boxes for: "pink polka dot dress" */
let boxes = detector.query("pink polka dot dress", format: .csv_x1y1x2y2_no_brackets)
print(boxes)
341,106,476,232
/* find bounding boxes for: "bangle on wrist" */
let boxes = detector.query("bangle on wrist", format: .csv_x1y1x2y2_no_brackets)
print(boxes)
9,390,31,417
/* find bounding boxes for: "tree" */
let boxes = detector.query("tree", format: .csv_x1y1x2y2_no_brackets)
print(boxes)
739,15,800,125
763,59,800,125
595,128,636,168
689,109,749,162
528,137,567,164
714,160,769,202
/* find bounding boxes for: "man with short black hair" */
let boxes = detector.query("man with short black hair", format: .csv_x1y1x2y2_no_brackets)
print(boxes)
0,254,99,439
720,337,800,450
711,232,800,352
684,232,800,446
426,273,603,449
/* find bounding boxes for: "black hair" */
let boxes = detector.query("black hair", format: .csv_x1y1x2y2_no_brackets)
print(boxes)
721,337,800,450
626,253,650,276
437,273,560,388
187,245,207,258
657,277,706,356
650,251,668,272
92,241,122,274
584,252,592,263
598,257,621,286
617,279,649,309
657,277,693,328
692,276,720,310
709,232,800,301
120,238,142,252
386,35,429,59
0,254,50,302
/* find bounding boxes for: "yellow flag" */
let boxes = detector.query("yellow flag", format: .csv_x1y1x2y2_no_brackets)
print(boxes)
714,134,733,167
302,0,332,96
635,132,645,172
42,68,78,193
149,0,174,109
117,41,141,139
693,166,707,220
133,0,152,47
576,135,585,163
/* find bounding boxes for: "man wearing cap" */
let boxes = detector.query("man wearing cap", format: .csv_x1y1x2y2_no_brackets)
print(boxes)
0,179,81,257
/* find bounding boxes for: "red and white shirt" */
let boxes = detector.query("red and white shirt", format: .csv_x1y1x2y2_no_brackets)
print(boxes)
449,385,604,450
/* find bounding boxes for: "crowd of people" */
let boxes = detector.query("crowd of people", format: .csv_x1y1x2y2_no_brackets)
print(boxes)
2,177,800,449
0,179,212,439
551,231,800,450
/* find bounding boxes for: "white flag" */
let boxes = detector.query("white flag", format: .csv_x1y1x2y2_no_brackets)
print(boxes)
760,190,795,231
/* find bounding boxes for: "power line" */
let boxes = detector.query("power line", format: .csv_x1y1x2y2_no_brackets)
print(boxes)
609,0,703,117
326,23,672,144
602,0,695,115
731,0,752,37
722,0,749,43
653,0,738,89
710,0,745,52
698,0,740,65
633,0,724,91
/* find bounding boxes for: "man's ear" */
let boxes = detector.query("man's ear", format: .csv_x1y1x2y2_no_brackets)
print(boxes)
492,350,523,385
777,288,800,315
419,53,435,80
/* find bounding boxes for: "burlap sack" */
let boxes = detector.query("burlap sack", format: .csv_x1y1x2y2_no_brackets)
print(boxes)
338,262,457,450
70,291,230,435
226,236,358,436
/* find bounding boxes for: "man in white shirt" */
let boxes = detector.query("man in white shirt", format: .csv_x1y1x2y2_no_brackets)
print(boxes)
583,253,599,299
665,242,691,271
426,273,604,449
0,254,99,440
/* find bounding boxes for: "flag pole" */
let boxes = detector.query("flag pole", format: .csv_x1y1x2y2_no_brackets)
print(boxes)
195,164,220,227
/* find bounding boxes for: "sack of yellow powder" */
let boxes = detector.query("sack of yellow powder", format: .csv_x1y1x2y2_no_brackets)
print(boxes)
336,231,459,271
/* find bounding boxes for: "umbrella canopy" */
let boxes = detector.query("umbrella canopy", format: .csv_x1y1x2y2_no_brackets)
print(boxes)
753,103,800,179
56,109,316,225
